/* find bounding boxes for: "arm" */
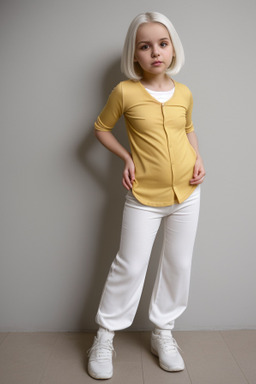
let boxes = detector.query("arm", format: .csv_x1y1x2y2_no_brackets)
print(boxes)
187,131,206,185
95,130,135,190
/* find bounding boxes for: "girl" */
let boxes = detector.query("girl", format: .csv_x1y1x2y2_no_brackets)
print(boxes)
88,11,205,380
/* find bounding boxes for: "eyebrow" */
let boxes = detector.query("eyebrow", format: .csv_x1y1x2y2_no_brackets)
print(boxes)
136,37,170,46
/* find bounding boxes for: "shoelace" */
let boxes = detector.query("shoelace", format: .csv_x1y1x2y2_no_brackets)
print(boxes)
87,338,116,362
157,336,182,353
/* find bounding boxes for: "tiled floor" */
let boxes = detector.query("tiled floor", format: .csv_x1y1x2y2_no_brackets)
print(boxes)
0,331,255,384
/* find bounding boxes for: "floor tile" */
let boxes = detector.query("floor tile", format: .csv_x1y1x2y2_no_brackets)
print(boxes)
0,333,9,345
177,331,248,384
107,362,143,384
40,332,92,383
114,331,142,362
221,330,256,384
0,331,254,384
0,333,59,384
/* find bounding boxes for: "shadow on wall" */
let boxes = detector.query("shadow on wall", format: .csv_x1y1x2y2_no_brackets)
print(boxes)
76,58,129,330
76,58,164,331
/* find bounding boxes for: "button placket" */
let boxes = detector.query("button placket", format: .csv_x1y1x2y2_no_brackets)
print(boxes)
161,104,175,187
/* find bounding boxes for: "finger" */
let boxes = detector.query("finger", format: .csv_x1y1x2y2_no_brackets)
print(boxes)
190,170,206,181
126,165,135,183
128,168,135,185
130,170,135,182
122,177,131,190
193,167,205,179
193,165,199,178
123,170,133,189
190,175,205,185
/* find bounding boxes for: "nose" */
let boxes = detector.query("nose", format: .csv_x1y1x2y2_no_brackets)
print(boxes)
151,45,160,58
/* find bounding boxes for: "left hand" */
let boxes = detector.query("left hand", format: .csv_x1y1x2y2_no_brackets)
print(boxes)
190,156,206,185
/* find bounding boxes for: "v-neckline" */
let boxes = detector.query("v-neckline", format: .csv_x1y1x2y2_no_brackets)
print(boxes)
138,80,177,105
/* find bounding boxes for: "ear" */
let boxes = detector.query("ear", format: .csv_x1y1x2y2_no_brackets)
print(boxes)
134,56,138,62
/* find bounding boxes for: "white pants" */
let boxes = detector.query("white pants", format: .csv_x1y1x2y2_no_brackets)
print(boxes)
96,186,200,331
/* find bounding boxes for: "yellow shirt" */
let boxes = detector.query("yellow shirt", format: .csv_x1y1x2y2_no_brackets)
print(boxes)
95,79,197,207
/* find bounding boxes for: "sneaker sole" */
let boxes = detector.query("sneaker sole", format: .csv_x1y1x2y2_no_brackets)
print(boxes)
151,346,185,372
88,368,113,380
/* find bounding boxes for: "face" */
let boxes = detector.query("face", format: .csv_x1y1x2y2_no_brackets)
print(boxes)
134,22,175,78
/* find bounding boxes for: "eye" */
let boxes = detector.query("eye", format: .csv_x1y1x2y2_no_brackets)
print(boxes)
140,44,149,50
160,41,168,47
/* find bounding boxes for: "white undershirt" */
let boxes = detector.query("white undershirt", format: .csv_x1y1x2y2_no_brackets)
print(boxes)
145,87,175,103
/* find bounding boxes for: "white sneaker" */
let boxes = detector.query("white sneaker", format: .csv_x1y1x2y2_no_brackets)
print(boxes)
88,330,115,379
151,330,185,372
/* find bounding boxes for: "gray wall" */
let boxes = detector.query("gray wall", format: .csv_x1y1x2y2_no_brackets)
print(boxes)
1,0,256,331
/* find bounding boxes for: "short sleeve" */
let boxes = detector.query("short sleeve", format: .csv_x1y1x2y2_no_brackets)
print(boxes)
94,82,124,131
185,90,195,134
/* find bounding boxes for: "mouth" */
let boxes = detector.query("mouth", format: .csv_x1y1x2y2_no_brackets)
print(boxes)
152,61,162,66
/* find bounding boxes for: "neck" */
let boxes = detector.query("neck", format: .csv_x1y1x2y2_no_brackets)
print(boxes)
140,74,174,91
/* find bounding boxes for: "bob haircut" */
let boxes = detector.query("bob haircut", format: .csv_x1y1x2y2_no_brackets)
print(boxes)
121,12,185,81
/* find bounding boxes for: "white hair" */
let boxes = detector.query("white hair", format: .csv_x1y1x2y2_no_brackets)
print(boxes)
121,12,185,81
